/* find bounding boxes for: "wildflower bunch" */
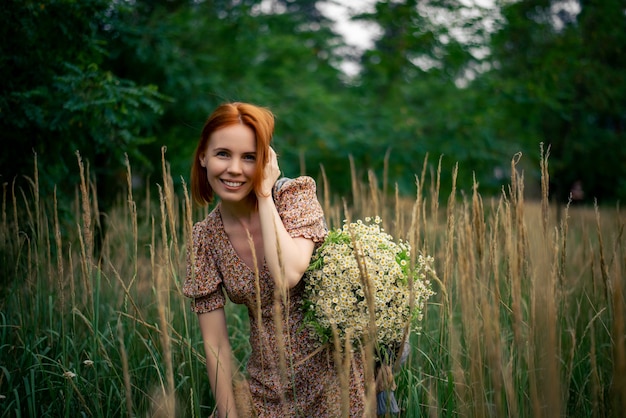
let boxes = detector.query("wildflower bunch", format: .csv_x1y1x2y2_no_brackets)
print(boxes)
303,217,436,352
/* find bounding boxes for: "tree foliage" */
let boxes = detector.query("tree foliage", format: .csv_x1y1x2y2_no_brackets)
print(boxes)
2,0,624,205
0,0,169,204
490,0,626,202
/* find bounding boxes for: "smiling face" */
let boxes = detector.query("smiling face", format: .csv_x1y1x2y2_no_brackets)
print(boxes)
199,123,257,204
191,102,275,206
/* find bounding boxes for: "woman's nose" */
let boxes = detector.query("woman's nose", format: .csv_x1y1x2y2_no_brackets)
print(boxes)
227,158,242,174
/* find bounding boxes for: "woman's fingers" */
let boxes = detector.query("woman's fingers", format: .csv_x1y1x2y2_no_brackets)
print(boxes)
269,147,280,178
260,147,281,196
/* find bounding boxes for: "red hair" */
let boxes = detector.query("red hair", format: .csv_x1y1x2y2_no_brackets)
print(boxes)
191,102,275,205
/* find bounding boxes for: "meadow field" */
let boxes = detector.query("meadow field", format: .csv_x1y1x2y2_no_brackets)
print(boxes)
1,150,624,417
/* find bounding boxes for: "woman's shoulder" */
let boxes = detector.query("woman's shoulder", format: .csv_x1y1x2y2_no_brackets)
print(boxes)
273,176,322,211
273,175,327,240
192,206,221,235
273,176,317,197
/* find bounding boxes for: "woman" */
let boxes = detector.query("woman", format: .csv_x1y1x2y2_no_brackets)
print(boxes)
183,102,366,417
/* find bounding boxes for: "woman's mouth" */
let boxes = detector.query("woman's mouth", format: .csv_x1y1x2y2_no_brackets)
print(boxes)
222,180,244,188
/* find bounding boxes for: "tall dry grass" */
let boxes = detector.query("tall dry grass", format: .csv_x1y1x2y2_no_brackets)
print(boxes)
0,147,624,417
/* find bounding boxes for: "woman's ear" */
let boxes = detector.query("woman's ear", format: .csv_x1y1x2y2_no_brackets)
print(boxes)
199,152,207,168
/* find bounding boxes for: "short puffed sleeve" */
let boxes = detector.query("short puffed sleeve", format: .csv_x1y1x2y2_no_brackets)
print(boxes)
273,176,327,243
183,219,226,313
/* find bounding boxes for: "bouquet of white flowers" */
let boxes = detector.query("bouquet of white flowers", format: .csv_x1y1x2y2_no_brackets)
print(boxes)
303,216,436,356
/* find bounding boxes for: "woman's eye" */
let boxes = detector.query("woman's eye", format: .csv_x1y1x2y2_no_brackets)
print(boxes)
216,151,229,158
243,154,256,162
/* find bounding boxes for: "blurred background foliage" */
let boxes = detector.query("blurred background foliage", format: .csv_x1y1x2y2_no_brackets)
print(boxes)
2,0,625,209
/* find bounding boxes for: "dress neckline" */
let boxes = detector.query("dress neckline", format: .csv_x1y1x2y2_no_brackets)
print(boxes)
215,204,266,276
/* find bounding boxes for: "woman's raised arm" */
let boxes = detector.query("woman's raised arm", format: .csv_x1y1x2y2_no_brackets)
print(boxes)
257,148,315,289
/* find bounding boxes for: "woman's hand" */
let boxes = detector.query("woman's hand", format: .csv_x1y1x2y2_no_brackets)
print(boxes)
259,147,281,198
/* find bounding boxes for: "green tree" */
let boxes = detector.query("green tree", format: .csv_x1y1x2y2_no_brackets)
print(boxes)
343,0,510,195
0,0,169,207
490,0,626,203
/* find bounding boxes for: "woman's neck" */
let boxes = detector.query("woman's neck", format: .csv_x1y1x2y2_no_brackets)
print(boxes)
220,197,258,226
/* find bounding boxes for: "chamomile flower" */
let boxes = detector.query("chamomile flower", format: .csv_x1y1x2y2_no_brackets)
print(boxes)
63,371,77,379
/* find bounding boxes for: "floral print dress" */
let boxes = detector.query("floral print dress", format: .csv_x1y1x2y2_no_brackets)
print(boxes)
183,176,366,417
